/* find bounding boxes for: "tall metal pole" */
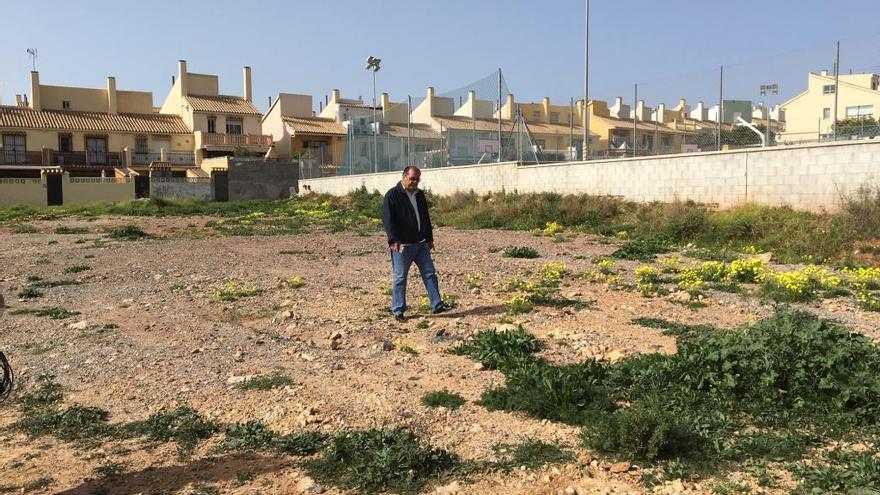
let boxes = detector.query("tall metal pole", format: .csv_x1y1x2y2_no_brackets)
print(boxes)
497,68,502,162
569,97,574,161
407,95,412,167
633,84,638,157
582,0,590,160
372,70,378,172
717,65,723,150
833,40,840,141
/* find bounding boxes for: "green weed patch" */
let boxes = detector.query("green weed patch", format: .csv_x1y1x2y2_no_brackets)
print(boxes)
305,428,457,495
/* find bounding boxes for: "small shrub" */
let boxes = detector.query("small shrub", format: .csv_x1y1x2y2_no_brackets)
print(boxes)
94,461,124,478
655,257,682,274
762,271,817,302
581,399,704,462
305,428,457,495
676,269,706,296
21,478,53,492
630,317,720,340
466,272,484,288
284,276,304,289
12,405,111,441
696,261,728,282
592,257,616,275
17,287,43,299
107,225,149,240
17,374,63,411
449,326,540,370
55,226,88,235
275,431,329,456
9,306,80,319
492,439,572,470
399,345,419,356
421,390,466,410
221,421,276,452
612,238,669,261
238,374,294,390
503,246,540,259
479,359,611,425
505,295,533,315
211,281,262,301
635,266,661,296
63,264,91,274
856,290,880,311
726,258,769,283
30,279,81,288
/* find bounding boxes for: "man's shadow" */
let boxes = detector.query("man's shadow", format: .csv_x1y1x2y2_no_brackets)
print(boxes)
53,453,291,495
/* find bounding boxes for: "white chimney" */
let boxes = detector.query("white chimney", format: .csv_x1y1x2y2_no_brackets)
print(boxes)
243,66,252,102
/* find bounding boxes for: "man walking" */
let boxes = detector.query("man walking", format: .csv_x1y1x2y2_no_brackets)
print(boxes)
382,166,449,322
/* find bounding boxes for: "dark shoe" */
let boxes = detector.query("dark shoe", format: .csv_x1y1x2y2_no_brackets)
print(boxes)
431,303,452,314
393,313,407,322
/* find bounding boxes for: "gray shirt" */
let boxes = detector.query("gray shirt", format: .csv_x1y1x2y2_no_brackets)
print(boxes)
405,188,421,232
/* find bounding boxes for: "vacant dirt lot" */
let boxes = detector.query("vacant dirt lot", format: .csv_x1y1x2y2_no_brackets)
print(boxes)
1,217,879,494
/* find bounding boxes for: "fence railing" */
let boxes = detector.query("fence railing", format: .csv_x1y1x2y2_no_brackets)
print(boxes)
203,133,273,147
0,150,42,165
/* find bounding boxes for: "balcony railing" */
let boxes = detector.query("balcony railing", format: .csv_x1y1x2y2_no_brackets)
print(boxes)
53,151,121,166
131,151,195,166
203,133,273,147
0,150,43,166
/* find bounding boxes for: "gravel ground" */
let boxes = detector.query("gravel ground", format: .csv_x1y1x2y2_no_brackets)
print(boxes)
1,216,878,495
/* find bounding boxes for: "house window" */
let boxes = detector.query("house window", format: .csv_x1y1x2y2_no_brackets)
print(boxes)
207,116,217,134
822,85,836,95
135,136,148,154
226,118,243,135
846,105,873,118
823,108,831,120
58,133,72,153
534,139,546,150
661,135,672,149
86,137,108,164
62,100,71,109
531,111,541,121
549,112,560,123
2,134,27,164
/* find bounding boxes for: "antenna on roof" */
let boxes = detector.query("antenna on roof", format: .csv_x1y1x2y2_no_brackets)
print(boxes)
26,48,38,71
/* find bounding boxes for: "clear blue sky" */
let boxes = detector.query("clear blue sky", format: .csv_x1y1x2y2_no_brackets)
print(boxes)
2,0,879,113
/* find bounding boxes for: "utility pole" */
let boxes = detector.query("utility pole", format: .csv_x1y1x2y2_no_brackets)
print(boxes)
497,68,502,162
633,84,638,157
833,40,840,141
569,97,574,161
582,0,590,160
365,56,381,172
717,65,724,150
407,95,412,167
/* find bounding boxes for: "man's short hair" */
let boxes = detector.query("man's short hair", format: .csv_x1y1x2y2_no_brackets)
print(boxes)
402,165,421,177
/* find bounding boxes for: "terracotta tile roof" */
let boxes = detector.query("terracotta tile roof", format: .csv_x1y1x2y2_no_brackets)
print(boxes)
383,124,440,140
283,116,347,136
185,94,262,115
0,105,190,134
524,121,585,135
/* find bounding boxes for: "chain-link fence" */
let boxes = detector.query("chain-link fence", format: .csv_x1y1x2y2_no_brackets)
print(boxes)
296,35,880,177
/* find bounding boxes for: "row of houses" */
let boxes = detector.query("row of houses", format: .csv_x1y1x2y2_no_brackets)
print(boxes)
1,60,876,180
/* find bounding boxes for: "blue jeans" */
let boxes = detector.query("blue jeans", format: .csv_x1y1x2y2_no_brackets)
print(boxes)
390,241,442,315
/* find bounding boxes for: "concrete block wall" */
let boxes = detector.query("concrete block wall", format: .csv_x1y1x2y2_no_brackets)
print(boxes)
300,140,880,212
0,178,46,207
64,177,135,205
150,178,213,201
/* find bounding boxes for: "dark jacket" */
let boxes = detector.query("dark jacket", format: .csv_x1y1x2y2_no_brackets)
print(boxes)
382,182,433,246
